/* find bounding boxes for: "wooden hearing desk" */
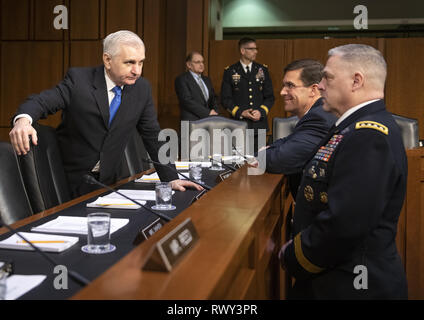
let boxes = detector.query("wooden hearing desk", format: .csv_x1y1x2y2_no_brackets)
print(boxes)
72,166,288,299
0,166,289,300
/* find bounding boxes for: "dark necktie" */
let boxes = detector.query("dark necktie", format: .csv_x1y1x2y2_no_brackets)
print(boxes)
246,66,250,75
109,86,122,126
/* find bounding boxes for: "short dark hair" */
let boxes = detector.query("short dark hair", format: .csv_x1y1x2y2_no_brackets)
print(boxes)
284,59,324,86
186,51,202,63
238,37,256,49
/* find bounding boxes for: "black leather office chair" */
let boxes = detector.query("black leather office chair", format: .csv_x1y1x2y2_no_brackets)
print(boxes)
392,114,420,149
272,116,299,142
18,123,71,214
188,116,247,159
121,129,153,177
0,142,33,224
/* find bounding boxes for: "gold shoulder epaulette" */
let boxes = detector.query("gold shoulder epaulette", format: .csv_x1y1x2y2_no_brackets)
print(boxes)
355,121,388,135
263,64,268,68
224,65,229,70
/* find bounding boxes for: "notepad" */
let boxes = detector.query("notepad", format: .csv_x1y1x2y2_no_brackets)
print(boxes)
135,172,188,183
0,232,79,253
174,161,212,170
86,196,146,209
4,275,47,300
31,216,129,235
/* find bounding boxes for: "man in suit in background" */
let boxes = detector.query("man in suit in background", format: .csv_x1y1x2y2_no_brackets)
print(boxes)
221,37,274,154
9,30,201,198
175,52,218,122
253,59,336,197
280,44,408,299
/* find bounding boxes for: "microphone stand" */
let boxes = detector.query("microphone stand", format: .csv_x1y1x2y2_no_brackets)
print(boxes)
209,157,236,172
84,174,172,222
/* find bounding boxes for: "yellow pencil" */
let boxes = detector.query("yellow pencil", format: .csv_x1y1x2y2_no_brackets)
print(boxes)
17,240,67,244
97,203,136,206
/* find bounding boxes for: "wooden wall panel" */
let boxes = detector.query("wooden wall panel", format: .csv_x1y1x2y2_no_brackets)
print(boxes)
291,38,378,65
105,0,137,34
142,0,165,110
385,38,424,139
70,41,103,67
186,0,204,55
208,39,238,107
159,0,187,130
1,0,30,40
70,0,100,39
34,0,65,40
0,42,63,127
255,39,288,127
0,128,10,141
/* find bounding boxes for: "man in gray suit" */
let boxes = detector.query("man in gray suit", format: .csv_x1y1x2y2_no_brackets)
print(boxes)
175,52,219,122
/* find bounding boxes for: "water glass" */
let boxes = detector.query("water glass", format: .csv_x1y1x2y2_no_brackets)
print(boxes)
81,212,116,254
189,163,203,183
0,271,7,300
210,153,223,170
152,182,176,210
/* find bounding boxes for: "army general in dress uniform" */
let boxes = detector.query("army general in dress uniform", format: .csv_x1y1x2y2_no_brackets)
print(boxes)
221,37,274,154
280,44,408,299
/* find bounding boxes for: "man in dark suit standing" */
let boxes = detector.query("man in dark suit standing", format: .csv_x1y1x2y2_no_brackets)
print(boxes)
255,59,336,197
9,30,201,198
175,52,218,121
221,37,274,154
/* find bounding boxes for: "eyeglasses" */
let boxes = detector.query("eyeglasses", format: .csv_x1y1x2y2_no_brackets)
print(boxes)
244,47,258,51
282,82,307,90
191,60,204,64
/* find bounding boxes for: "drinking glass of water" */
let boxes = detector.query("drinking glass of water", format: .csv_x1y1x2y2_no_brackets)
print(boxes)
189,163,203,183
81,212,116,254
152,182,176,210
210,153,223,170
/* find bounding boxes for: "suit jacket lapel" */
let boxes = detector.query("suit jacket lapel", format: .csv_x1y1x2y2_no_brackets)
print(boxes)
92,66,109,128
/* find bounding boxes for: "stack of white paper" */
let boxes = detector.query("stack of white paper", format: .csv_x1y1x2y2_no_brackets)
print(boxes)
0,232,79,253
174,161,212,170
135,172,187,183
86,196,146,209
4,275,47,300
31,216,129,235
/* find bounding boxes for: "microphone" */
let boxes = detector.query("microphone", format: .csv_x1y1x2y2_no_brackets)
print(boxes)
231,144,249,161
83,174,172,222
0,217,90,287
142,159,212,191
209,157,237,172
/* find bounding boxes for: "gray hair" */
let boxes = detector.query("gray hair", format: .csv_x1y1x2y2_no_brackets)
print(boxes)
103,30,145,57
328,44,387,91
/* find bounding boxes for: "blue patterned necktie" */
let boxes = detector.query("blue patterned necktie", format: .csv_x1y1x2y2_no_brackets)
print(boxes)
109,86,122,126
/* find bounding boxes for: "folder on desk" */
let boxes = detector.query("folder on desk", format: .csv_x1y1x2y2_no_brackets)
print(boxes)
0,232,79,253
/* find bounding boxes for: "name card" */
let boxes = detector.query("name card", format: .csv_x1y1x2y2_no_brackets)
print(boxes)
189,189,207,205
133,218,164,245
234,163,243,169
216,170,233,183
142,218,199,272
